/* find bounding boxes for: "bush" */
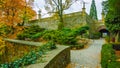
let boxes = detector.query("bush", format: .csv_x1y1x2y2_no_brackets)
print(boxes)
31,32,43,39
71,43,85,49
17,25,45,40
90,32,101,39
44,41,56,50
17,33,31,40
105,36,110,42
75,44,84,49
101,44,117,68
42,30,77,45
17,26,89,45
107,61,120,68
41,26,89,45
73,26,89,36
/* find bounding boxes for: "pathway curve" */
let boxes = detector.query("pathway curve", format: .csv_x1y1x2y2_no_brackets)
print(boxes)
70,39,105,68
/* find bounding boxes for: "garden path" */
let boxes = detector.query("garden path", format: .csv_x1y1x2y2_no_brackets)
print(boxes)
69,39,105,68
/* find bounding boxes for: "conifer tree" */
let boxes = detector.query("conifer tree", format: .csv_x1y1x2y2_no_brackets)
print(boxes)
89,0,98,20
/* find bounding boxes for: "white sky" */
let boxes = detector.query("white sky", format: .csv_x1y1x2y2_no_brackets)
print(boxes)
33,0,105,20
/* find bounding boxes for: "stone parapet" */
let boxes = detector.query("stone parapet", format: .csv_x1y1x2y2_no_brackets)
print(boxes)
26,45,70,68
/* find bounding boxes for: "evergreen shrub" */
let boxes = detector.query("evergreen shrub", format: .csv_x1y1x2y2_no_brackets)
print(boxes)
42,30,77,45
17,26,89,45
17,25,45,40
91,32,101,39
101,44,119,68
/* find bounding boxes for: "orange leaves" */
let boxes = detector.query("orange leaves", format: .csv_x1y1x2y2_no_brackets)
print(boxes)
0,0,36,27
0,0,36,38
0,37,5,55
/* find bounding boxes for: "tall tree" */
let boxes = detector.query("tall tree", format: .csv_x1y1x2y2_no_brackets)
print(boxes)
21,0,35,26
104,0,120,42
0,0,36,38
89,0,98,20
102,1,108,15
44,0,77,29
0,0,36,29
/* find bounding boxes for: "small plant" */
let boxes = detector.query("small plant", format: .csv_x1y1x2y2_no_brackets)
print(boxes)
71,44,85,49
76,44,84,49
91,32,101,39
44,41,57,50
105,36,110,43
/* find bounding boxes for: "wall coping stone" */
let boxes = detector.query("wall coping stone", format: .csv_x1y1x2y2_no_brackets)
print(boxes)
26,45,70,68
4,38,43,46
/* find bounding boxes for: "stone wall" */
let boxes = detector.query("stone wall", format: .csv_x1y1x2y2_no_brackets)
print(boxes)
26,45,70,68
45,46,70,68
26,12,88,30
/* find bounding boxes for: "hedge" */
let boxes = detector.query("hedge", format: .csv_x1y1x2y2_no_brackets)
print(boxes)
101,44,120,68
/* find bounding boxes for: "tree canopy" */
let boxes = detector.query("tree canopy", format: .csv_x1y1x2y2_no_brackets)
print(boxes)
105,0,120,33
0,0,36,27
103,0,120,42
0,0,36,38
44,0,78,29
89,0,98,20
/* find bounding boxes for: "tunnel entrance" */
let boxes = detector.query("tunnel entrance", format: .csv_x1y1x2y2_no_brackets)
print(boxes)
99,29,109,38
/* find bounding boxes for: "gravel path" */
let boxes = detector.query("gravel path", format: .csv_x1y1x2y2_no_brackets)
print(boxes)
70,39,105,68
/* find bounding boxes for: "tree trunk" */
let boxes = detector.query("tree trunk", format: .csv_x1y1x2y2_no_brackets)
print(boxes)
58,14,64,30
58,0,64,30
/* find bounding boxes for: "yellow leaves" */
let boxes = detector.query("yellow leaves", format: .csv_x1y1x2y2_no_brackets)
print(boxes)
0,0,36,38
0,23,7,36
0,22,5,27
0,37,5,55
0,0,36,27
23,7,36,20
0,37,5,45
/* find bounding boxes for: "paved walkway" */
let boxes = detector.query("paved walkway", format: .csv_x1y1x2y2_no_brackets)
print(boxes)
70,39,105,68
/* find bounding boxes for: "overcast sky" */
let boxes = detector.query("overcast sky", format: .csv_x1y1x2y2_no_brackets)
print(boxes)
33,0,105,20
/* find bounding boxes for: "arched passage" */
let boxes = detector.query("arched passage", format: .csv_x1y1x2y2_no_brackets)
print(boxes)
99,29,109,37
97,25,109,38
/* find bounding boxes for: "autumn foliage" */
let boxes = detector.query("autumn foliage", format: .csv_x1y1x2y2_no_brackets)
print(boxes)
0,0,36,38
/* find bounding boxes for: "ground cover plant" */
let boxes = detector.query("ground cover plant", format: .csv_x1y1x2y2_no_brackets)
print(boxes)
0,41,56,68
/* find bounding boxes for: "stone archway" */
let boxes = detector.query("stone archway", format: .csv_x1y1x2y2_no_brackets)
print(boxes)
97,25,109,38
